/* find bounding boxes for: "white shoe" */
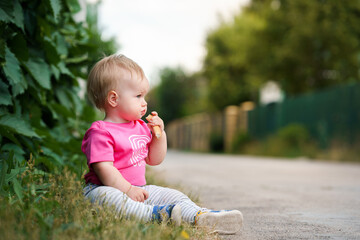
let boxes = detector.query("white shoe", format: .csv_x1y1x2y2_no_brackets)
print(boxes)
195,210,243,235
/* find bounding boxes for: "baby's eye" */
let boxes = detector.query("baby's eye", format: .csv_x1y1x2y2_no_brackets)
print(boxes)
136,94,142,98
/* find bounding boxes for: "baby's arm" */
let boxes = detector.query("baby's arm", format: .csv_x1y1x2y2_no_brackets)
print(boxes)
92,161,149,202
146,112,167,166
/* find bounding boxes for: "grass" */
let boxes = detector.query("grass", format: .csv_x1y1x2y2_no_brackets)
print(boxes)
0,163,219,240
315,140,360,162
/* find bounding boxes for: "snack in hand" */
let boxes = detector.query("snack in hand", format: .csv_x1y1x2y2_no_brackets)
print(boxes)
146,114,162,138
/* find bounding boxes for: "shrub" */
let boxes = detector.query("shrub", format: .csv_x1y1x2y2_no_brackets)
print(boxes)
238,123,317,158
276,123,310,149
0,0,116,178
231,131,252,153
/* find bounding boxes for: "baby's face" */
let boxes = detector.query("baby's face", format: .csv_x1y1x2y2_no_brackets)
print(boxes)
114,70,149,122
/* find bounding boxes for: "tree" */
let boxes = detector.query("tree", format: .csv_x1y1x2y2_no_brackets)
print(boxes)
202,0,360,110
148,67,205,124
203,10,265,110
150,67,187,124
248,0,360,95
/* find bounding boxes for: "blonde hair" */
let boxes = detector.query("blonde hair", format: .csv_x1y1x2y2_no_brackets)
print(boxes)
87,54,145,110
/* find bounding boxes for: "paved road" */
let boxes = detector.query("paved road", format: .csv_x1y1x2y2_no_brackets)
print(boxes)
153,150,360,240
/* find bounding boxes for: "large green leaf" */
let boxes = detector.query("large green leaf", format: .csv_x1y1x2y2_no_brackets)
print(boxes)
0,114,40,138
55,87,73,110
69,87,83,115
6,166,27,183
26,75,47,105
65,0,81,14
3,47,26,89
49,0,62,23
1,143,25,159
57,61,74,78
12,178,24,204
0,81,12,106
11,78,28,96
50,64,60,80
13,0,24,31
24,57,51,90
41,146,64,166
0,0,23,31
49,102,74,119
53,32,68,57
0,1,13,23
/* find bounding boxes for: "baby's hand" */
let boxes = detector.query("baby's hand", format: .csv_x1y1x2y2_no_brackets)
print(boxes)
146,111,164,138
126,186,149,202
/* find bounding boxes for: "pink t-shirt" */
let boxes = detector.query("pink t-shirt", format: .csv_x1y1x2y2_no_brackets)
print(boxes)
81,120,152,186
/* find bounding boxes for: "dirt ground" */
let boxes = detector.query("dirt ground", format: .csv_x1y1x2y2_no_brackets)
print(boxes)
153,150,360,240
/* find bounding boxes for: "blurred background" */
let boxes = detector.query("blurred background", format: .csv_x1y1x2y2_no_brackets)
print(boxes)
98,0,360,162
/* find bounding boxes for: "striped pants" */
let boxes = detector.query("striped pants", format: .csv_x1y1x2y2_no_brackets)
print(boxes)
83,184,208,223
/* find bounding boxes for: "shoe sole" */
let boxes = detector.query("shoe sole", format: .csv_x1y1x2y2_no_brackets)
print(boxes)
197,210,243,235
170,205,182,226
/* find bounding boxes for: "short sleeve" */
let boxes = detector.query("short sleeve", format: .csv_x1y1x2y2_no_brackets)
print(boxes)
82,128,115,165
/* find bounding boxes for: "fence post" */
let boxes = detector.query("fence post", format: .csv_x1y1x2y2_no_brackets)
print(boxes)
224,105,239,152
239,101,255,133
197,113,211,151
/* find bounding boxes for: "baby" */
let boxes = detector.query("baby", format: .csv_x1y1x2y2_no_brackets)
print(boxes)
82,54,243,234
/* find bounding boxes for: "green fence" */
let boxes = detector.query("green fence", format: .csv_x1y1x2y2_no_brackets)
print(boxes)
248,82,360,147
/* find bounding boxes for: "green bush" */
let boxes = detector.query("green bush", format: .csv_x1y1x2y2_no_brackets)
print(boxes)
276,123,310,149
0,0,116,182
263,123,315,157
231,131,252,153
0,0,115,226
238,123,317,158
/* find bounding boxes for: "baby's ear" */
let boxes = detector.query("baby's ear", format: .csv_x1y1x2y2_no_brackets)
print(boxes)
107,90,118,107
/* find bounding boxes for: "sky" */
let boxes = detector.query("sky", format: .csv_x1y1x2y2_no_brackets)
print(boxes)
97,0,250,84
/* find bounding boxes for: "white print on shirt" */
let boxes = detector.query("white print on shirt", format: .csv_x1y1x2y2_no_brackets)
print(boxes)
128,135,150,167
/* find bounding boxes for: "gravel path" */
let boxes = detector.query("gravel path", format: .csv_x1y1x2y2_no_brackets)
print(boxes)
153,150,360,240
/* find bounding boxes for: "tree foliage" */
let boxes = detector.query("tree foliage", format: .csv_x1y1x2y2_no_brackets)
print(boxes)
0,0,117,193
249,0,360,94
204,11,265,110
148,67,206,124
149,67,188,124
203,0,360,110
